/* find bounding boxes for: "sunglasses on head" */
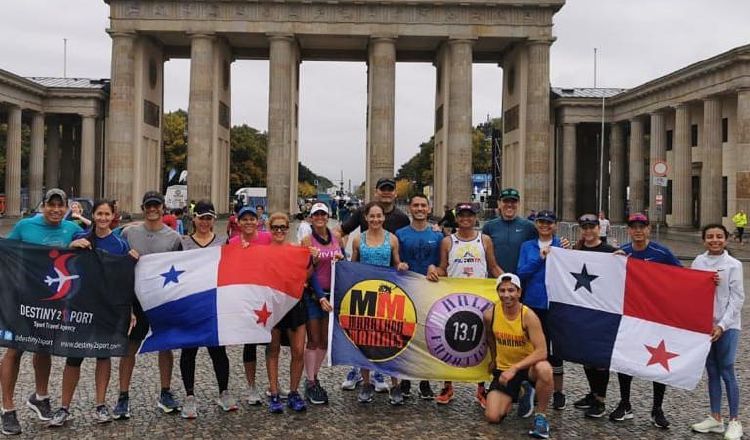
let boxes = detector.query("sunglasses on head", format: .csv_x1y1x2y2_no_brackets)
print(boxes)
579,214,598,223
270,225,289,232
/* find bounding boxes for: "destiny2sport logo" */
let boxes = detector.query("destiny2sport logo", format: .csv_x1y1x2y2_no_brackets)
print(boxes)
42,249,80,301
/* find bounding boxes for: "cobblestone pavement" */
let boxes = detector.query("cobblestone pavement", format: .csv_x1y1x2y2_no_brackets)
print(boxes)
1,218,749,438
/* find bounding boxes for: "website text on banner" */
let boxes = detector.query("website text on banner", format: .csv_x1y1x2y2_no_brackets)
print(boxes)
331,260,498,381
545,247,715,390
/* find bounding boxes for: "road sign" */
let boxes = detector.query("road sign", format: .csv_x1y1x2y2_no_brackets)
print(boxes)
653,161,668,177
653,176,668,187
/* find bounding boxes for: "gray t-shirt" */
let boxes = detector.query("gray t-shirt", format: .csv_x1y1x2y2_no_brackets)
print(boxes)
121,223,182,255
180,233,227,250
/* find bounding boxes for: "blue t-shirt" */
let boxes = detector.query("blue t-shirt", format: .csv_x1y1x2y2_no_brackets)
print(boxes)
7,216,82,247
73,231,130,256
396,225,443,275
481,216,537,273
619,241,682,267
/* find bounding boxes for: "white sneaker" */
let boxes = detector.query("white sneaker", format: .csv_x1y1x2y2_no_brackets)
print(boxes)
691,416,724,433
372,372,389,393
725,420,743,440
247,385,262,406
180,396,197,419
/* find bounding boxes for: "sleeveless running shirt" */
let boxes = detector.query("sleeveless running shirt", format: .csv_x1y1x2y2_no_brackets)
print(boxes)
359,231,392,267
311,229,340,292
493,304,534,371
447,233,488,278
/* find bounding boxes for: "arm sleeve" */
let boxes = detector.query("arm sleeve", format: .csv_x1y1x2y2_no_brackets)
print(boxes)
517,243,544,282
667,249,682,267
718,263,745,331
7,223,22,240
340,208,362,235
309,272,327,299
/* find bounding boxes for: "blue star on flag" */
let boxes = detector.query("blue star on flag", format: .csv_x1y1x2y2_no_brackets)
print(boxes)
160,265,185,287
570,264,598,293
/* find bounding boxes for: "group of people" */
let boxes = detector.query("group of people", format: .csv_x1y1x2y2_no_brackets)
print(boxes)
0,181,745,440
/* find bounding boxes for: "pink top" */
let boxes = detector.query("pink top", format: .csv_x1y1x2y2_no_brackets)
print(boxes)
310,230,340,292
227,231,272,246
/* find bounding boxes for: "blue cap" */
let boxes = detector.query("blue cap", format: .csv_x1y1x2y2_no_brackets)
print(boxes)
535,210,557,222
237,206,258,219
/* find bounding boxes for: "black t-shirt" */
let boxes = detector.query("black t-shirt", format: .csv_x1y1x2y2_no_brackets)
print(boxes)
576,241,618,253
341,205,410,234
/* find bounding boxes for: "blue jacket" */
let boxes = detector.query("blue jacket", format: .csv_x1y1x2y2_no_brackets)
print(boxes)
517,236,562,310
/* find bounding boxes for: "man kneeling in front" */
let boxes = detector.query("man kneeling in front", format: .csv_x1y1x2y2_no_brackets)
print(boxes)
484,273,553,439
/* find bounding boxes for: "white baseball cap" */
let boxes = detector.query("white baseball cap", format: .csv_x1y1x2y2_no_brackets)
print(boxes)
495,273,522,290
311,202,330,215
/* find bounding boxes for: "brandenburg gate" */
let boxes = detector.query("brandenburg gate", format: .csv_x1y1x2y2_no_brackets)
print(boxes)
104,0,563,214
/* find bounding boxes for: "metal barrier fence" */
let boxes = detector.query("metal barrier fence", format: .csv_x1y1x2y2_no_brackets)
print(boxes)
557,222,629,248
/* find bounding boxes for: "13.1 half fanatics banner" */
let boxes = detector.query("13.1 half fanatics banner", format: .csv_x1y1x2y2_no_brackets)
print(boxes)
0,239,135,357
331,261,498,381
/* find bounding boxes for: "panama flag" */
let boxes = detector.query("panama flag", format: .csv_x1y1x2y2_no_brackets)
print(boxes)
545,248,715,390
135,244,310,353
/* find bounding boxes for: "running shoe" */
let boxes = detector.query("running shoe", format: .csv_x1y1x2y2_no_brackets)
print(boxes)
48,408,70,428
181,396,198,419
1,410,21,435
113,394,130,420
372,372,389,393
341,367,363,390
94,405,112,424
399,380,412,398
357,383,375,403
528,413,550,439
651,408,670,429
691,416,725,433
475,383,487,409
389,386,404,406
217,391,238,412
725,420,743,440
418,381,434,400
584,400,606,418
552,392,566,410
287,392,307,412
26,393,52,421
435,384,454,405
517,381,536,418
157,389,181,413
268,394,284,414
247,385,262,406
573,393,595,410
609,401,633,422
305,380,326,405
315,379,329,403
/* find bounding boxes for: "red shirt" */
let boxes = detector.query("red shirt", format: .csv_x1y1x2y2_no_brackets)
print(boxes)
162,214,178,231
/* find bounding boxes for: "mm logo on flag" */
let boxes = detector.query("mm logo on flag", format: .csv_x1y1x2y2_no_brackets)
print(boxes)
338,280,417,361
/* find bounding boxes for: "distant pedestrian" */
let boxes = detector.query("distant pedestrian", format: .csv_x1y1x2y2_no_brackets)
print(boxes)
732,209,747,244
598,211,611,244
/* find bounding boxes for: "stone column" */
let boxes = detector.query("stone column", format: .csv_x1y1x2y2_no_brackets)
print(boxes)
29,112,45,209
649,111,666,222
365,37,396,201
267,34,298,213
672,104,692,228
79,115,96,199
105,31,136,210
735,89,750,214
628,117,645,214
446,39,473,206
46,117,60,189
524,40,552,210
4,106,22,216
609,122,625,222
561,123,577,221
187,33,216,205
59,121,75,195
701,97,723,225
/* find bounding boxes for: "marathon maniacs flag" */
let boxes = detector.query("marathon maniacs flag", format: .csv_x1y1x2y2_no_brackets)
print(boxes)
0,239,135,357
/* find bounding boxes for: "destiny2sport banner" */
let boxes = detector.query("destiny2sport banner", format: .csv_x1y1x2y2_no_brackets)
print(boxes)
331,261,498,381
0,239,135,357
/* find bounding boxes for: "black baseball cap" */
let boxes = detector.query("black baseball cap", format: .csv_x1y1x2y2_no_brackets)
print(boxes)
455,203,478,214
376,177,396,190
194,200,216,218
535,210,557,222
500,188,520,201
142,190,164,206
43,188,67,204
578,213,599,227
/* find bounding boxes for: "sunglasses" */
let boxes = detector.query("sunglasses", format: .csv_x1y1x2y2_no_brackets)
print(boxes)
270,225,289,232
578,214,598,223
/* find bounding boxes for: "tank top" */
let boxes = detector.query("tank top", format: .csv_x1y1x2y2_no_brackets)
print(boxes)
359,230,392,267
447,233,488,278
310,228,340,292
493,304,535,371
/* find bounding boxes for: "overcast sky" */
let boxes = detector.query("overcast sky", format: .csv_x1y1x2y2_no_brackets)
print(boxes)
2,0,748,187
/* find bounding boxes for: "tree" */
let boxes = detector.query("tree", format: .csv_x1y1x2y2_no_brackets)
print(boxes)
298,181,316,198
162,110,188,189
395,178,412,200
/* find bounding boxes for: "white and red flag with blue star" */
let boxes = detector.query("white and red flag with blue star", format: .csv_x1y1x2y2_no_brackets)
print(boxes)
134,244,309,353
545,248,715,390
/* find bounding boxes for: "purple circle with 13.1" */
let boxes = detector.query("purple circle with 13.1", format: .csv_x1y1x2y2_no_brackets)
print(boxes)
425,293,493,367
